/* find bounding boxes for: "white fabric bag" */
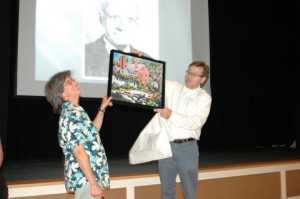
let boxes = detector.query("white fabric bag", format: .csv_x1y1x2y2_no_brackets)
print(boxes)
129,113,172,164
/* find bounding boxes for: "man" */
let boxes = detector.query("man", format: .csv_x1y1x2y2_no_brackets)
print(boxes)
153,61,211,199
85,0,141,78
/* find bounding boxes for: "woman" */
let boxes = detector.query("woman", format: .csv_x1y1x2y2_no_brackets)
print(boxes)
0,135,8,199
44,70,112,199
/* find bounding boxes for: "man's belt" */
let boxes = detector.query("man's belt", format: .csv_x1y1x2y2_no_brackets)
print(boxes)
172,138,195,144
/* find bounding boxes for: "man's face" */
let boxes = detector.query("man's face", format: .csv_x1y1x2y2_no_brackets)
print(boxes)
185,65,206,89
101,1,138,47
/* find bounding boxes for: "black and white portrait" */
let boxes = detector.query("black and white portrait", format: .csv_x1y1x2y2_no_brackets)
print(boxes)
84,0,158,80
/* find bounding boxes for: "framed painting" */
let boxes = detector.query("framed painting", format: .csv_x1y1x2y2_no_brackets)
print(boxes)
107,50,165,109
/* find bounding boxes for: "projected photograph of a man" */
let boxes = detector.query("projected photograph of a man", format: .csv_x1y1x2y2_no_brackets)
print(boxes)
84,0,151,79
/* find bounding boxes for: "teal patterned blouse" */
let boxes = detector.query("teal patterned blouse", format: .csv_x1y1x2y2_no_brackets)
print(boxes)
58,101,110,192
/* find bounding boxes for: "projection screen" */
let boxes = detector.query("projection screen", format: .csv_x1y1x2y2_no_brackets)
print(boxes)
16,0,210,98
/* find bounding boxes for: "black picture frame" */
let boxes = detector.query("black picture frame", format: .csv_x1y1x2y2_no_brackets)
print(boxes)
107,50,165,109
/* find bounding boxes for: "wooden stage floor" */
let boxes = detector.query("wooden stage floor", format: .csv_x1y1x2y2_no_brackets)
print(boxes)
3,147,300,184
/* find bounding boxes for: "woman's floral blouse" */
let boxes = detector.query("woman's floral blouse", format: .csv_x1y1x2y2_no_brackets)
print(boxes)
58,101,110,192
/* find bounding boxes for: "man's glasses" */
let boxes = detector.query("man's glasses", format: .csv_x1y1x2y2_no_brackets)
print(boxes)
186,70,203,78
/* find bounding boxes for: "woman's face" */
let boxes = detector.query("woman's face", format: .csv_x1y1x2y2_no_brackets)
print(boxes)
61,76,81,104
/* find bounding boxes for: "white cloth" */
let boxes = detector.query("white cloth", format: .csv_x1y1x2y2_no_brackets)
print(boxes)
129,113,172,164
129,80,212,164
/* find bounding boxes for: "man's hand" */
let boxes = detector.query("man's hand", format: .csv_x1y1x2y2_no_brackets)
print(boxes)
130,50,144,57
154,107,172,119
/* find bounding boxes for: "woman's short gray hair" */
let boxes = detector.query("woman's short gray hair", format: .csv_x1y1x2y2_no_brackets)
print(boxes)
44,70,71,114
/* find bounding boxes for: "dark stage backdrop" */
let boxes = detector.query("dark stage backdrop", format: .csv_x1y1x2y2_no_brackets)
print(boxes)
200,0,300,149
0,0,12,154
0,0,299,160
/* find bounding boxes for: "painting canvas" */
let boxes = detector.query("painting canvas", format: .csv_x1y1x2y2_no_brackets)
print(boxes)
107,50,165,109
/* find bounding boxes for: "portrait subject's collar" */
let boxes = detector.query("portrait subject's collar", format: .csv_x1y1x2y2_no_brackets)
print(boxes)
103,36,131,53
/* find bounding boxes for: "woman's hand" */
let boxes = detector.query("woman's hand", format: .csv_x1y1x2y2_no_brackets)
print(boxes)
90,183,104,198
99,96,113,110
